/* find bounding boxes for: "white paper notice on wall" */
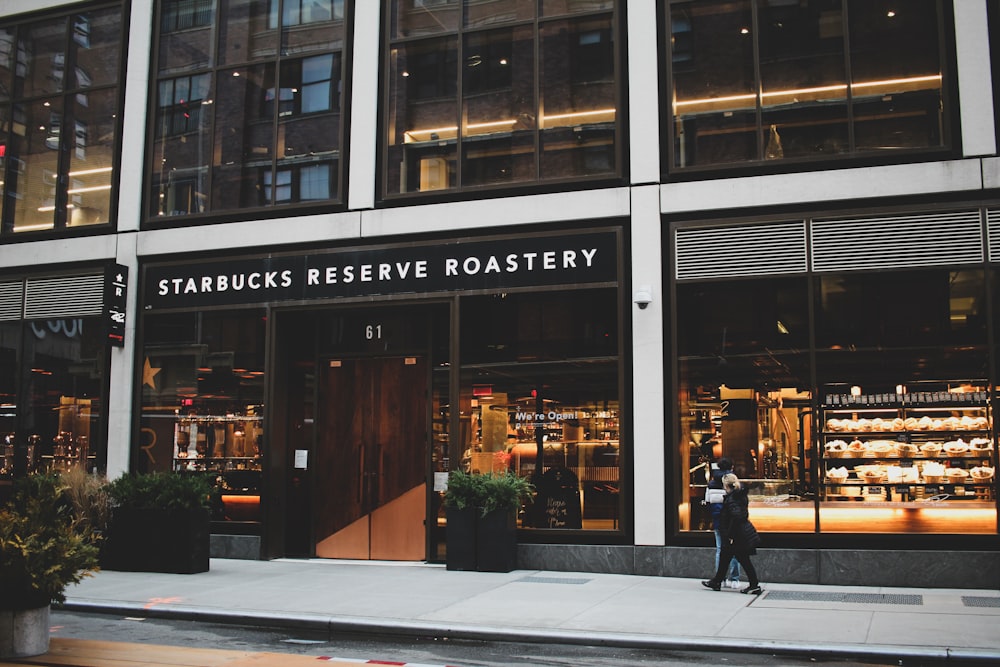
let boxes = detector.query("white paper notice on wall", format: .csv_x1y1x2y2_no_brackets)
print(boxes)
433,471,449,492
294,450,308,469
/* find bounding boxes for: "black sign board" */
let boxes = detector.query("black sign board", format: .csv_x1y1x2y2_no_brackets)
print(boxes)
144,231,619,310
104,263,128,347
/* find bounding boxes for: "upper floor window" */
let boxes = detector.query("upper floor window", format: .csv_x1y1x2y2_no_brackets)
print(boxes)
147,0,348,221
664,0,951,173
383,0,621,198
0,5,124,236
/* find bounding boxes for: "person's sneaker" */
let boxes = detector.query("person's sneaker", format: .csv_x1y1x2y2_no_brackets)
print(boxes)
728,579,740,589
741,585,763,595
701,580,721,591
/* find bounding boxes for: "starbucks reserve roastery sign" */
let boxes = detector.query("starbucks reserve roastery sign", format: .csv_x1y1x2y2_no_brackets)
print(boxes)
144,231,619,309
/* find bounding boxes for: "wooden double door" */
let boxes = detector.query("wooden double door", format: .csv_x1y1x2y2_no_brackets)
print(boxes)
313,356,427,560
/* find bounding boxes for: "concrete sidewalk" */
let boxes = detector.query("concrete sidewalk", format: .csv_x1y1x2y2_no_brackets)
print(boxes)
57,558,1000,664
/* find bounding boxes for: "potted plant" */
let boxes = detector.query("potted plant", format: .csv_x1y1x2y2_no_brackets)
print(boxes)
104,472,215,574
444,469,534,572
443,470,485,571
0,474,99,658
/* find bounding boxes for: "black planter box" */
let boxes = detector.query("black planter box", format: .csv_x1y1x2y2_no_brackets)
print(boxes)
445,506,478,571
475,508,517,573
104,508,210,574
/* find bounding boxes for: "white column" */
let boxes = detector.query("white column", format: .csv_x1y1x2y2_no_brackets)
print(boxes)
347,1,382,211
105,234,138,479
630,184,665,546
104,0,155,477
117,0,155,232
627,0,661,185
954,0,996,157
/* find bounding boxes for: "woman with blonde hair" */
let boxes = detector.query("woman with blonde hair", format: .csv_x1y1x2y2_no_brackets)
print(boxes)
701,473,762,595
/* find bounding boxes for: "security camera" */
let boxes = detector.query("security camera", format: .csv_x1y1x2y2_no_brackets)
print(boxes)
633,285,652,310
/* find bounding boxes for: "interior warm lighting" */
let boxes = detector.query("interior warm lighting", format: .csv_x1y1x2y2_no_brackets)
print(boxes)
850,385,862,396
674,74,942,113
68,166,113,177
67,184,112,195
37,204,76,212
404,108,617,143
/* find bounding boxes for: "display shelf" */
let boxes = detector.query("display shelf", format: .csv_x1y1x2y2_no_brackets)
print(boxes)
818,389,996,504
171,411,263,473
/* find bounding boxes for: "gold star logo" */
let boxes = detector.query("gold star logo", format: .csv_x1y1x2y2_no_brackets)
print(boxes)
143,357,161,390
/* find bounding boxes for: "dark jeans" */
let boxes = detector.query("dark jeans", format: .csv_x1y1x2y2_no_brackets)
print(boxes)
708,541,758,587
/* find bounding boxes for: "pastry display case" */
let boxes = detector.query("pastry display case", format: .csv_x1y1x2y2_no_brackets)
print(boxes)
818,386,996,514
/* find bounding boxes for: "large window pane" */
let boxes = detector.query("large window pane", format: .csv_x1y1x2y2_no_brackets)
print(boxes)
67,88,116,226
666,0,949,171
670,1,755,167
384,2,621,197
460,289,621,532
140,310,266,524
149,0,345,220
462,27,535,186
151,73,212,216
676,277,813,533
212,64,274,209
758,0,848,160
848,0,943,151
8,99,62,232
0,5,121,236
22,316,106,475
539,17,617,178
386,36,459,194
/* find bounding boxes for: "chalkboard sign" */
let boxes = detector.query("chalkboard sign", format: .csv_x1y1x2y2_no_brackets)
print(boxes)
533,467,582,529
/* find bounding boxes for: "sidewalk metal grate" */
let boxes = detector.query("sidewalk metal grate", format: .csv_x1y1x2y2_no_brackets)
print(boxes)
517,576,591,585
764,591,923,605
962,596,1000,608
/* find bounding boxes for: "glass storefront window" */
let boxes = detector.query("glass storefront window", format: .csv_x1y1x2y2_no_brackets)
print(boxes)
459,290,621,531
0,5,123,235
21,317,106,475
676,265,997,537
384,1,620,197
139,309,266,524
666,0,948,171
676,277,814,533
148,0,347,220
814,269,994,534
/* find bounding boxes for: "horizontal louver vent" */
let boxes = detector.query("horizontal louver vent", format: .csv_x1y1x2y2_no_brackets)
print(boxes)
811,211,983,272
0,281,23,322
987,209,1000,263
24,274,104,319
675,222,807,280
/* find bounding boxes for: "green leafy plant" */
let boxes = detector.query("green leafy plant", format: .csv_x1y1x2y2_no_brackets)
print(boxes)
106,472,215,512
445,469,534,517
443,469,486,511
0,474,100,610
479,471,534,517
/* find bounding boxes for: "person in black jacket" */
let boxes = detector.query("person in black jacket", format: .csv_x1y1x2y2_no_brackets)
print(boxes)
706,457,740,588
702,473,762,595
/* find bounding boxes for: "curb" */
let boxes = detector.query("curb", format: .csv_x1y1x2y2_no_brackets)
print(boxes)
59,599,1000,665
